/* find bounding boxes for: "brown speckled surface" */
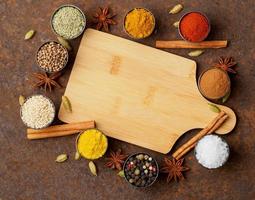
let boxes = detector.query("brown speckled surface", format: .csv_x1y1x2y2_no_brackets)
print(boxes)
0,0,255,199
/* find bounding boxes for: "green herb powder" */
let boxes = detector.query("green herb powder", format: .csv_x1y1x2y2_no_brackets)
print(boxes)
52,6,85,39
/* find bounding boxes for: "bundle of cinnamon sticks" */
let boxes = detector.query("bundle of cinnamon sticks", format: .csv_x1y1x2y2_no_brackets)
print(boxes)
172,111,228,160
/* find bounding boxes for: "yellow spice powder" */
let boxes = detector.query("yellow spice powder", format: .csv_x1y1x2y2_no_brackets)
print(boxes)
77,129,108,160
125,8,155,39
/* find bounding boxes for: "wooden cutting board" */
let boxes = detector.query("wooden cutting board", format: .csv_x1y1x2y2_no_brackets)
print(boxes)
58,29,236,154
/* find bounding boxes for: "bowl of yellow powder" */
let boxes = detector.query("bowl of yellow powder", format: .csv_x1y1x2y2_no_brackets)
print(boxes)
76,129,108,160
124,8,155,39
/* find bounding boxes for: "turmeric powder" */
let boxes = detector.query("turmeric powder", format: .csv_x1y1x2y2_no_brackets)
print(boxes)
124,8,155,39
77,129,108,160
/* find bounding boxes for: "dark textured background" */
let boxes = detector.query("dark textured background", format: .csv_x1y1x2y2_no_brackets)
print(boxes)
0,0,255,199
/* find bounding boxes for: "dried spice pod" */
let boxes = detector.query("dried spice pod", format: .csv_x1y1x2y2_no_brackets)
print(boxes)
89,161,97,176
62,96,72,113
173,21,180,28
57,36,72,51
188,50,204,57
169,4,183,14
208,103,221,113
24,29,35,40
19,95,26,106
74,151,81,160
55,154,68,163
118,170,125,177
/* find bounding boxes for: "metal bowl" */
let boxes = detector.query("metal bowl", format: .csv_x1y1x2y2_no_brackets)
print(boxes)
198,67,231,100
20,94,56,129
36,41,69,73
123,152,159,188
178,11,211,42
123,7,156,40
194,134,230,169
51,4,86,40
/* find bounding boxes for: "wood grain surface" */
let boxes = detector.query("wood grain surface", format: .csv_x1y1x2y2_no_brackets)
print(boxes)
58,29,236,153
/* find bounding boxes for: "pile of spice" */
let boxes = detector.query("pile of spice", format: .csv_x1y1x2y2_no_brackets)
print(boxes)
179,12,210,42
77,129,108,160
124,8,155,39
199,67,230,100
124,153,158,187
21,95,55,129
52,6,86,39
195,135,230,169
37,42,68,73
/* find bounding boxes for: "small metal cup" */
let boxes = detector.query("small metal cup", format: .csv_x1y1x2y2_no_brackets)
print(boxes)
123,8,156,40
123,152,159,188
198,67,231,100
51,4,86,40
178,11,211,42
20,94,56,129
36,41,69,73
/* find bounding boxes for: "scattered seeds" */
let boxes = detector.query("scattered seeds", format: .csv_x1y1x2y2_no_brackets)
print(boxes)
62,96,72,113
57,36,72,51
19,95,26,106
118,170,125,177
24,29,35,40
173,21,180,28
222,91,231,103
188,50,204,57
208,103,221,113
55,154,68,163
89,161,97,176
169,4,183,14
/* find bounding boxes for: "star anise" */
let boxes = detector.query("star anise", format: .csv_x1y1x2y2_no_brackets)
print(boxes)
105,149,127,170
214,57,237,74
161,158,189,183
32,72,62,92
93,7,117,32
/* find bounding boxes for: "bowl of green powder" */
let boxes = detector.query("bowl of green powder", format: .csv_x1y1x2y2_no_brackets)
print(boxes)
51,5,86,40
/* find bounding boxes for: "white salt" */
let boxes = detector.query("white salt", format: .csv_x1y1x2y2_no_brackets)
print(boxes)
195,135,229,169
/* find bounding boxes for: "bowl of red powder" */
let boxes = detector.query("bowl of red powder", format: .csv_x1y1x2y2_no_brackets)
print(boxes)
179,11,210,42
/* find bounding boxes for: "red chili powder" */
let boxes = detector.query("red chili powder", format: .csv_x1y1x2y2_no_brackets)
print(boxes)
180,12,209,42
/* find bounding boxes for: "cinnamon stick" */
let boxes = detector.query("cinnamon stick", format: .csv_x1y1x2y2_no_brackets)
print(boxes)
155,40,228,49
27,121,95,140
172,111,228,160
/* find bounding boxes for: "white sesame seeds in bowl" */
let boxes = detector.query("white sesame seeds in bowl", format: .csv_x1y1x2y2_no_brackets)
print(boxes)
20,95,55,129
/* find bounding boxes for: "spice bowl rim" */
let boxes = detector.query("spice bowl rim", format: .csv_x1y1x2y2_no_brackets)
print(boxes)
75,128,108,160
198,67,231,100
20,94,56,130
50,4,87,40
123,152,159,188
36,40,69,73
123,7,156,40
178,11,211,43
194,134,230,169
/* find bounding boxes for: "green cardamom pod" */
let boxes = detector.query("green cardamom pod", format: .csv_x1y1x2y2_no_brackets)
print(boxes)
74,151,81,160
173,21,180,28
57,36,72,51
62,96,72,113
208,103,221,113
24,29,35,40
118,170,125,178
222,91,231,103
89,161,97,176
55,154,68,163
188,50,204,57
169,4,183,14
19,95,26,106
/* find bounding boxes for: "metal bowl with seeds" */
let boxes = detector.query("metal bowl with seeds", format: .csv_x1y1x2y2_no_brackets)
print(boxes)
20,94,56,129
36,41,69,73
51,4,86,40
